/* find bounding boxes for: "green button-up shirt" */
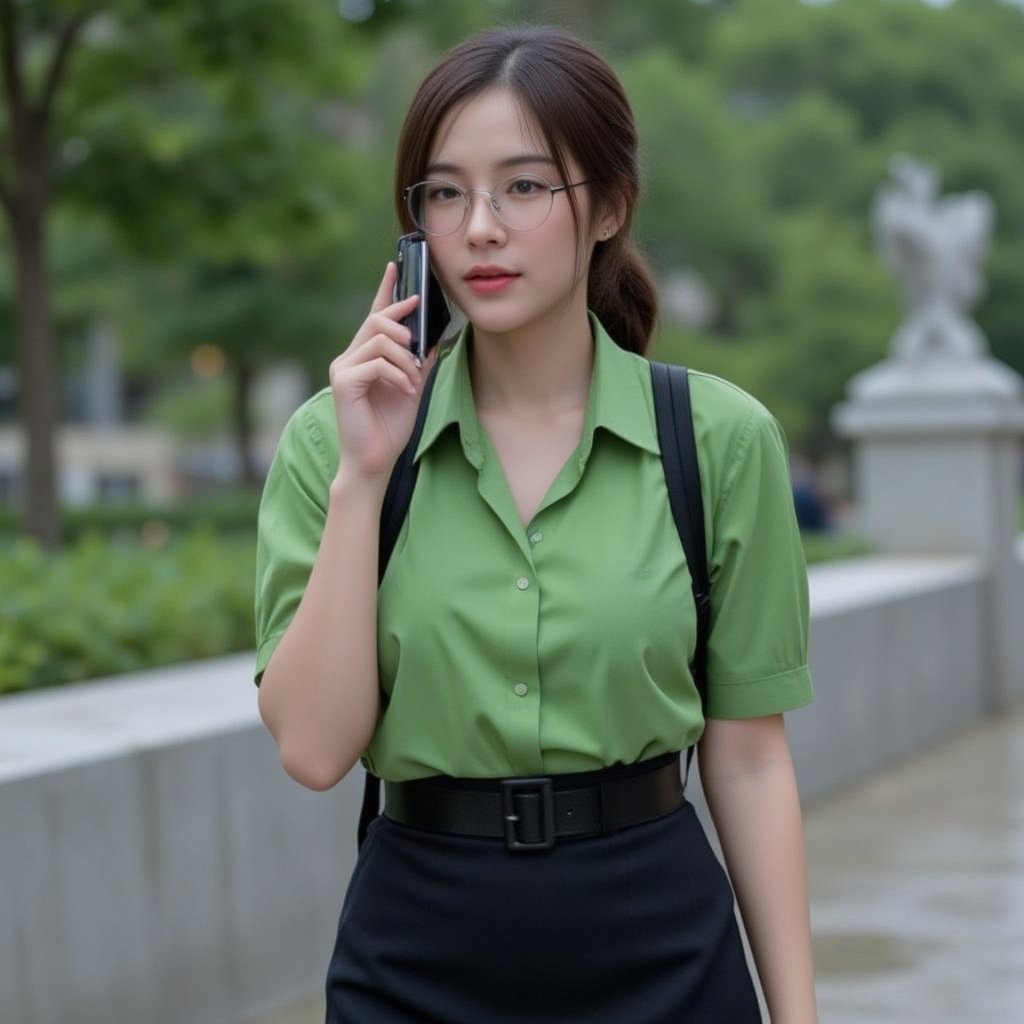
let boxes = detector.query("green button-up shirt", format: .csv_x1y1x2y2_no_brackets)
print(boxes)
255,314,812,782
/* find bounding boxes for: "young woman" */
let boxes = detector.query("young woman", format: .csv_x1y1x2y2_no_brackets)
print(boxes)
255,25,818,1024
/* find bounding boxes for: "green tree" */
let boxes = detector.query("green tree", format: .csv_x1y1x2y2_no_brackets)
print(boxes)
641,0,1024,458
620,49,777,334
709,0,1024,377
0,0,372,541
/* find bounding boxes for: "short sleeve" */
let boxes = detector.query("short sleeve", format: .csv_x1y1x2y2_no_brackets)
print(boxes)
704,405,813,718
253,393,336,684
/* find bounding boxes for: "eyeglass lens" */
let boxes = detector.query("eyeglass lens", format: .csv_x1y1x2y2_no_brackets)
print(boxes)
406,175,556,236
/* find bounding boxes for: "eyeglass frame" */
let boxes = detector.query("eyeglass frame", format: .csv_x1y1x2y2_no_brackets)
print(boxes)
402,174,597,237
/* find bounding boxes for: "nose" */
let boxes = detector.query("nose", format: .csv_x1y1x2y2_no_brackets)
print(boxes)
463,188,507,245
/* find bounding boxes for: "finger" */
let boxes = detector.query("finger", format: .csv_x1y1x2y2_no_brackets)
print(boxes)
347,332,423,378
350,296,422,356
374,292,420,327
346,356,419,397
333,334,421,383
369,263,423,319
369,262,397,315
331,337,414,393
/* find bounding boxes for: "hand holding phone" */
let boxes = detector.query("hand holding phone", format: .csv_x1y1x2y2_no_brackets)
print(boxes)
394,231,452,361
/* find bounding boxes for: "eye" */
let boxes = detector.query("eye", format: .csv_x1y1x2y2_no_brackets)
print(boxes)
505,176,547,197
426,183,463,202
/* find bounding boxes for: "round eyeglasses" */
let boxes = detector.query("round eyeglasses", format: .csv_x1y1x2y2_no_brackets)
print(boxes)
403,174,594,237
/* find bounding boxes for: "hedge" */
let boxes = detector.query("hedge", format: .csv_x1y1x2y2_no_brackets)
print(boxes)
0,491,261,544
0,531,256,695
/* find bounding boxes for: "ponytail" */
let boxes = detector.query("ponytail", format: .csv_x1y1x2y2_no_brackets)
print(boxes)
587,234,659,356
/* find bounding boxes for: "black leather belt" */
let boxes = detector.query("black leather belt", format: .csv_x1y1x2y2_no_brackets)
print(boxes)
383,751,684,853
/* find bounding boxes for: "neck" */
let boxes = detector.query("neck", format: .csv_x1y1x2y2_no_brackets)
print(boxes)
468,292,594,418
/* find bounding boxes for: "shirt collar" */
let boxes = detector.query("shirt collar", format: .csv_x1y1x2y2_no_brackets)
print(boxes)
414,311,660,465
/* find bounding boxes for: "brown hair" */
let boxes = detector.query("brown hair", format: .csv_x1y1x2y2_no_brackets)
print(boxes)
394,25,658,355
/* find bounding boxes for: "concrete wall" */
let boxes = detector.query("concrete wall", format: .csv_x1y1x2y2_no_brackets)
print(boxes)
0,658,356,1024
0,551,1015,1024
794,556,989,801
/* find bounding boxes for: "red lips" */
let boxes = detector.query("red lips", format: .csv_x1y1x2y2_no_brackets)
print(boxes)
463,264,520,295
464,264,519,280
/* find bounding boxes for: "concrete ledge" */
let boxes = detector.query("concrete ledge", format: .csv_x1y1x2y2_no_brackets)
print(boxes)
0,657,362,1024
0,655,259,783
0,554,997,1023
795,555,986,801
807,554,980,614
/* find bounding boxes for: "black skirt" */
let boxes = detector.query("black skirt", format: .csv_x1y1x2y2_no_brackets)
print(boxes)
325,758,761,1024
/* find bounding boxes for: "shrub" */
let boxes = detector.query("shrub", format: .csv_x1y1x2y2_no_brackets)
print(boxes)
0,531,256,695
0,491,261,544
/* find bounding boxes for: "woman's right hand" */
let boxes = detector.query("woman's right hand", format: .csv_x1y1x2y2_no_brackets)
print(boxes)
329,262,439,488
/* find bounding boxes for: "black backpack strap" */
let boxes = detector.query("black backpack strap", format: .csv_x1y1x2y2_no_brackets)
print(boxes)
358,359,441,851
378,361,441,584
650,362,710,783
357,775,381,852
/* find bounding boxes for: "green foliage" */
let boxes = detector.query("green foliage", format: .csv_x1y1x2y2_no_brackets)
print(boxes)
142,374,234,439
0,492,260,542
626,0,1024,462
703,0,1024,389
46,1,387,383
0,531,255,694
623,48,777,317
747,92,865,214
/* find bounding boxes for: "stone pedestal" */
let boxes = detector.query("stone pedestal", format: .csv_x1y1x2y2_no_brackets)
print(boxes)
833,355,1024,706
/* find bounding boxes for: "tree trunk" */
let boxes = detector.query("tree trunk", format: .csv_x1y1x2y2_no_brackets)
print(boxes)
8,199,60,547
1,6,89,547
232,358,259,488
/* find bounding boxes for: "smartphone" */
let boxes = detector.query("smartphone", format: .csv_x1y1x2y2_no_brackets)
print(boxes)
394,231,451,361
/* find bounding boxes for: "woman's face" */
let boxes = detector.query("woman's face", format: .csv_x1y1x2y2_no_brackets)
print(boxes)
420,88,602,339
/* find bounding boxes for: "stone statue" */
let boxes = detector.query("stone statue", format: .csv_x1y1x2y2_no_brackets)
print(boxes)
871,153,994,363
845,153,1020,398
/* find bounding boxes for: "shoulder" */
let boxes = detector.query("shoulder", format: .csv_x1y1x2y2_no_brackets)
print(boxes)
285,385,337,439
676,368,789,515
644,362,779,445
685,369,776,433
258,388,340,521
274,386,339,478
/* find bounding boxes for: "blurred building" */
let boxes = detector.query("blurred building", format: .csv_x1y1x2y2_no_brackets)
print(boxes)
0,320,309,506
0,426,180,505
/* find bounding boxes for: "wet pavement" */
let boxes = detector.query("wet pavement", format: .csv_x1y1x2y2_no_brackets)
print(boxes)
247,706,1024,1024
808,705,1024,1023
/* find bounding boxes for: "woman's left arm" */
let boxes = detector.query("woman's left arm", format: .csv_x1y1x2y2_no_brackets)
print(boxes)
699,713,818,1024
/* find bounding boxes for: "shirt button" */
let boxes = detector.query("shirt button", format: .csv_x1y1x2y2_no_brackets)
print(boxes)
515,576,530,591
529,531,543,545
514,683,529,697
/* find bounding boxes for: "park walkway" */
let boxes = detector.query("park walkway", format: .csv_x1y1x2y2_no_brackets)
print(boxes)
247,706,1024,1024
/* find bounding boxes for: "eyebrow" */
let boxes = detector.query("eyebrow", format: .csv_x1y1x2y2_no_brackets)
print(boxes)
423,154,557,176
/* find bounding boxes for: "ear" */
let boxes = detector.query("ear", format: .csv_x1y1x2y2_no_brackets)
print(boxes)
595,191,627,242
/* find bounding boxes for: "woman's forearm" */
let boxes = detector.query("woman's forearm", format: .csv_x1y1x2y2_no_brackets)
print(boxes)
700,718,818,1023
258,473,386,791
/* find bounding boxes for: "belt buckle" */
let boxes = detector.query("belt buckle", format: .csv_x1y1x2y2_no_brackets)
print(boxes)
501,777,555,852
